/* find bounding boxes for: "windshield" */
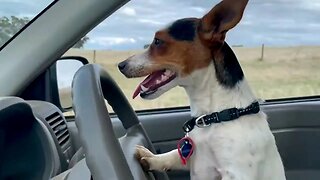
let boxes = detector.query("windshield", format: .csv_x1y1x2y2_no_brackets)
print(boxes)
0,0,53,48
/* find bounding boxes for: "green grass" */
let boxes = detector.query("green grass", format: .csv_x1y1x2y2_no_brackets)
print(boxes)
62,46,320,111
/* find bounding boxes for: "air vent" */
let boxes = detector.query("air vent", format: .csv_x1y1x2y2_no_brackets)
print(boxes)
45,112,70,148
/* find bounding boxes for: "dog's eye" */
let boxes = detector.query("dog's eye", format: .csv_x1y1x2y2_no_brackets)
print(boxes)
154,38,163,46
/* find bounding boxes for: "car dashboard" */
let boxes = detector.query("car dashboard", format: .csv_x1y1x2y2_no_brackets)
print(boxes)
0,97,75,179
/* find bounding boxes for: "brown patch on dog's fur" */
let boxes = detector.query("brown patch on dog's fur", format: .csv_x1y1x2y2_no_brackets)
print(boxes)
145,22,213,76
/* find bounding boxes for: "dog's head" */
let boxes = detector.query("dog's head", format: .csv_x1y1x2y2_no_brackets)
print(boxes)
118,0,248,99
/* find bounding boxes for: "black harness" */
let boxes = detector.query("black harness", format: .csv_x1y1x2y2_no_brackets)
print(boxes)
183,101,260,133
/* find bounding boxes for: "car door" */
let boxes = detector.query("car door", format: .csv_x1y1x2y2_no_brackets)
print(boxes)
64,98,320,180
122,99,320,180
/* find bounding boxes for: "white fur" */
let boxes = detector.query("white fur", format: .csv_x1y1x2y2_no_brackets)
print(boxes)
127,51,150,67
136,62,286,180
125,50,154,78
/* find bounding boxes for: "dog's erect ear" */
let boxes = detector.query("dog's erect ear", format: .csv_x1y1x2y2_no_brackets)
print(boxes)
199,0,248,44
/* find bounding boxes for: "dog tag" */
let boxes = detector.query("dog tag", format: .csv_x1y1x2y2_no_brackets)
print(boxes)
177,136,194,165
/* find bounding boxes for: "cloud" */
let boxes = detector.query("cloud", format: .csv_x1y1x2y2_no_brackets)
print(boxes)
15,13,35,18
92,0,320,49
89,37,136,46
137,19,165,26
0,0,51,17
119,7,136,16
189,7,206,13
301,0,320,10
1,0,30,3
1,0,320,49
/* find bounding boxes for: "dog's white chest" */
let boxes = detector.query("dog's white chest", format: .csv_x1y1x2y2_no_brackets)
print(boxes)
188,115,278,180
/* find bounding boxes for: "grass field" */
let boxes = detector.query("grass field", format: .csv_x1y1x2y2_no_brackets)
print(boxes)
62,46,320,111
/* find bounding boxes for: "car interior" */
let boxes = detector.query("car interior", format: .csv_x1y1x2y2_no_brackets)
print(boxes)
0,0,320,180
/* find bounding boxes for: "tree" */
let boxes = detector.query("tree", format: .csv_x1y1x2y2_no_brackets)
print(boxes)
0,16,29,46
73,36,89,48
0,16,89,48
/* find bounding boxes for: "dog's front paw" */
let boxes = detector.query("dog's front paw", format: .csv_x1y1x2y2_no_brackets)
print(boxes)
135,145,154,171
135,145,169,171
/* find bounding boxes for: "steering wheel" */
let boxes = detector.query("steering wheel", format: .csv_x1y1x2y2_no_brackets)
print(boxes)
72,64,169,180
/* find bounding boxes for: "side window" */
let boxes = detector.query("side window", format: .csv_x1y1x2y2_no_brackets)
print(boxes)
0,0,53,48
63,0,320,111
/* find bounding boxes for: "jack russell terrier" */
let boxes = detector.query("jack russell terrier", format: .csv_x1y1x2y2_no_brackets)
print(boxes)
118,0,286,179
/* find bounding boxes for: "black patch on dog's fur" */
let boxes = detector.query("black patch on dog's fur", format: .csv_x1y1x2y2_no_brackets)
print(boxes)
213,42,244,88
168,19,196,41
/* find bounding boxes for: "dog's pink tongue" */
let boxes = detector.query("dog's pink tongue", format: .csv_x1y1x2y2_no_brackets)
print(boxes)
132,70,165,99
133,86,141,99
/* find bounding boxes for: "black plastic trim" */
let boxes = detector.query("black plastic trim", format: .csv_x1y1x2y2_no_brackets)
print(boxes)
91,96,320,118
68,95,320,119
133,96,320,115
265,95,320,104
59,56,89,65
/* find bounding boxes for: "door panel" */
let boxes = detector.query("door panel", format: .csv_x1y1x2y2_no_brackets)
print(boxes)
265,101,320,180
127,100,320,180
66,100,320,180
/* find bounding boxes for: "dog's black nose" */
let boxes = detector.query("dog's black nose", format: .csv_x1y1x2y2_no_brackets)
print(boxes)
118,61,127,71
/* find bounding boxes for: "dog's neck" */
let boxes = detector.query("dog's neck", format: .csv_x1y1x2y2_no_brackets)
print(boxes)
179,62,257,117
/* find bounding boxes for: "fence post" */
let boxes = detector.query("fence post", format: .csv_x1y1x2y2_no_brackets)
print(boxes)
260,44,264,61
93,50,96,63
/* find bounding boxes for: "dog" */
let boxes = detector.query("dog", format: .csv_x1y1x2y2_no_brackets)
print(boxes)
118,0,286,179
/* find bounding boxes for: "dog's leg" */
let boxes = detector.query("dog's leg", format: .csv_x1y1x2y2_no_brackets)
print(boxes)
135,145,189,171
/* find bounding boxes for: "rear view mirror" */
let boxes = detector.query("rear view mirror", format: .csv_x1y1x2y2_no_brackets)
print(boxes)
56,57,88,110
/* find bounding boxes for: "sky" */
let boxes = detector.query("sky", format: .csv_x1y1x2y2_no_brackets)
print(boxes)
1,0,320,50
56,60,84,88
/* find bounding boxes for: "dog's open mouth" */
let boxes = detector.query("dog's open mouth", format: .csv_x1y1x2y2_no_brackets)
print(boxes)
133,69,177,98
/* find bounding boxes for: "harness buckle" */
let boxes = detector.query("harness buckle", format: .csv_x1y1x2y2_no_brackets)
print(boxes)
195,115,211,128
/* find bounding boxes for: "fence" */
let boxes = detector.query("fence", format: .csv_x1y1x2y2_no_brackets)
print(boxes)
63,45,319,64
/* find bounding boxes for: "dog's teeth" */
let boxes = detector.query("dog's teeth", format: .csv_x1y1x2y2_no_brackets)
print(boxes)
164,70,171,76
141,85,149,92
156,80,162,84
161,75,168,81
